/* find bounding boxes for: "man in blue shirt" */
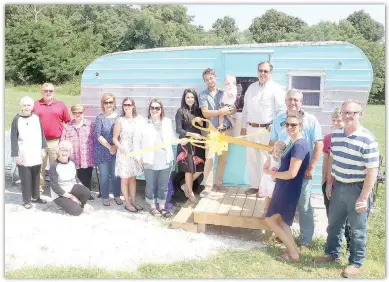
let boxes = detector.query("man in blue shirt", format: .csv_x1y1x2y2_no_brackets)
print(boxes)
269,88,323,247
199,68,235,197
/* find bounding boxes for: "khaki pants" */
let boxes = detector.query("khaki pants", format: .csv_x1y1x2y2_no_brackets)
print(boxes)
202,129,231,189
40,138,60,189
246,126,270,190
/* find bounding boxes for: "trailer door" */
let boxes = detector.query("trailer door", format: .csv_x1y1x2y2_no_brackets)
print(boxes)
221,50,274,185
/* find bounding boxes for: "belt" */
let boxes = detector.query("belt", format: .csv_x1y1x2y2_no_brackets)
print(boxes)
47,137,60,141
248,122,270,128
335,180,364,185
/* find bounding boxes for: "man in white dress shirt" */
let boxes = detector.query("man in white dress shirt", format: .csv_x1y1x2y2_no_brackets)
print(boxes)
240,61,286,196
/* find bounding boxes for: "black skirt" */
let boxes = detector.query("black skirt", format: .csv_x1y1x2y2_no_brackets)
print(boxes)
176,143,205,173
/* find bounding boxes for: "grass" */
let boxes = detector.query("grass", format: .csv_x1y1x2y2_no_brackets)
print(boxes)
4,85,386,278
4,85,80,131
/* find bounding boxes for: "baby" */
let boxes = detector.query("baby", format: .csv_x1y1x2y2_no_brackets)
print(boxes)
257,141,286,217
218,75,237,131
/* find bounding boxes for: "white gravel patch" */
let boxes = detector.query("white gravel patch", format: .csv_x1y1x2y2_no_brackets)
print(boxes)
5,181,265,273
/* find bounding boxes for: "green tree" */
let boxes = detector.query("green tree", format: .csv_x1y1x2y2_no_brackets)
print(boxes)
347,10,385,42
249,9,307,43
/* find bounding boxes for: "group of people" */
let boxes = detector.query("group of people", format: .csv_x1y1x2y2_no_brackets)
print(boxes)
10,61,379,278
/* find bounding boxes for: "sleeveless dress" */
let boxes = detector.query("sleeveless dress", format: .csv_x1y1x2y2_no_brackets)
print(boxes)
259,154,280,198
266,139,310,226
115,116,144,178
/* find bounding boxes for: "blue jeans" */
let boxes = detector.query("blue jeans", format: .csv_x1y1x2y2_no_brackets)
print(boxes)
144,168,171,208
97,161,121,200
325,181,371,267
298,178,315,245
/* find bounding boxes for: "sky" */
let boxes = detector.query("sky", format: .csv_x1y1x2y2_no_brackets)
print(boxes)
184,4,386,31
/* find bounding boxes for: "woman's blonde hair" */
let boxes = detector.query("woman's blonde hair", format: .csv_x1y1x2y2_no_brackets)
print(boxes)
331,108,341,118
100,93,117,112
70,104,85,113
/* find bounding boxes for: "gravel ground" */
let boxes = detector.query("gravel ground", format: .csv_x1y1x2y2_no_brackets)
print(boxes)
5,175,267,273
5,172,328,273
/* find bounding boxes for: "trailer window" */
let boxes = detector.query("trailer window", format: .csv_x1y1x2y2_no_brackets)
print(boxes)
288,74,325,107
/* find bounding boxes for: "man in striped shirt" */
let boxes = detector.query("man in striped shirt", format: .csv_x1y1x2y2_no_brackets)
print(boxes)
314,99,379,278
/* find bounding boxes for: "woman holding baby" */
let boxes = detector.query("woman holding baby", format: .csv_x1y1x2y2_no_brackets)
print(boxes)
265,113,310,263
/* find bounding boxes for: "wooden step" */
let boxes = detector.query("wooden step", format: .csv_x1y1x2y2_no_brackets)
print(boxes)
171,200,205,233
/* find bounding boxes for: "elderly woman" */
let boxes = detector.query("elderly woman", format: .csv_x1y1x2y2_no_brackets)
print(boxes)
134,99,179,218
113,97,144,213
11,96,48,209
49,141,91,216
61,104,95,200
265,113,310,262
94,93,122,206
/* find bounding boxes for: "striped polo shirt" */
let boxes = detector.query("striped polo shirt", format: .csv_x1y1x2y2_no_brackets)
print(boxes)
330,126,379,183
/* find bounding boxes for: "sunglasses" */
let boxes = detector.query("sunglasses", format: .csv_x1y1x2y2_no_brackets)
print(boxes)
341,111,360,117
43,89,54,93
258,69,270,74
72,111,83,115
150,106,161,111
123,104,133,107
104,101,114,105
284,122,299,128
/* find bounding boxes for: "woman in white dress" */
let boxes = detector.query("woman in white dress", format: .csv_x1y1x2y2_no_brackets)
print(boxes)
113,97,144,213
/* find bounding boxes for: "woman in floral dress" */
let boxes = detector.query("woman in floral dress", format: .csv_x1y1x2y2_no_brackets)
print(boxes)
113,97,144,213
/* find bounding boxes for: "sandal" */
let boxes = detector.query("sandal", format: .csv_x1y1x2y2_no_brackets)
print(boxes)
200,187,212,198
114,197,123,205
160,209,173,218
134,205,143,211
103,200,111,206
214,184,227,192
276,253,300,263
188,193,199,204
150,208,161,217
125,205,138,213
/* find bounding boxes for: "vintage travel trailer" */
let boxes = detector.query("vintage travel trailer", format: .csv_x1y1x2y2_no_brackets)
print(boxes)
80,41,373,193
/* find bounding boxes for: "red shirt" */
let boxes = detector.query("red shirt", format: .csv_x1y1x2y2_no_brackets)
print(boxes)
323,133,331,154
33,98,71,139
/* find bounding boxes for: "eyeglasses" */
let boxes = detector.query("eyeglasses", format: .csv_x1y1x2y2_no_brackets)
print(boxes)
150,106,161,111
341,111,360,117
258,69,270,74
72,111,83,115
43,89,54,93
123,104,133,107
284,122,299,128
104,101,114,105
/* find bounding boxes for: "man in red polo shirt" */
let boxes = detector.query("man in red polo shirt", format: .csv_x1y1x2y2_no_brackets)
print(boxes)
33,83,71,191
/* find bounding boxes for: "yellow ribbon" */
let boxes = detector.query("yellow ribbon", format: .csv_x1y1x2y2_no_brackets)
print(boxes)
125,118,272,159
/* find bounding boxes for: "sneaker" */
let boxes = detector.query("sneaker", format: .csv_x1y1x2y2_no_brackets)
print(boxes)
23,203,33,209
342,265,362,278
313,255,341,263
31,198,47,204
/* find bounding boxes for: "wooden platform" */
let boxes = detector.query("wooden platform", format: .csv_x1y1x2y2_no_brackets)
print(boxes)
171,186,272,234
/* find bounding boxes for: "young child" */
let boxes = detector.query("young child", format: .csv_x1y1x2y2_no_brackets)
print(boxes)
218,75,237,131
258,141,286,218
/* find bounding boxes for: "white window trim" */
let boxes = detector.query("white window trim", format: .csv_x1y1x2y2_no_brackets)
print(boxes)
287,71,326,109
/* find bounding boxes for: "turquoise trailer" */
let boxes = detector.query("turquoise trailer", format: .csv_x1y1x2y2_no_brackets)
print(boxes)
81,41,373,193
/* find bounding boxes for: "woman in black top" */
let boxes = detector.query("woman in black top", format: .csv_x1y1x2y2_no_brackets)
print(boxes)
175,89,205,203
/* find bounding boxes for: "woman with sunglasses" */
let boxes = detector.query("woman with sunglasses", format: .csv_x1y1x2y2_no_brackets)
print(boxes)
265,113,310,262
94,93,122,206
175,89,205,204
134,99,177,218
60,104,95,200
112,97,144,213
